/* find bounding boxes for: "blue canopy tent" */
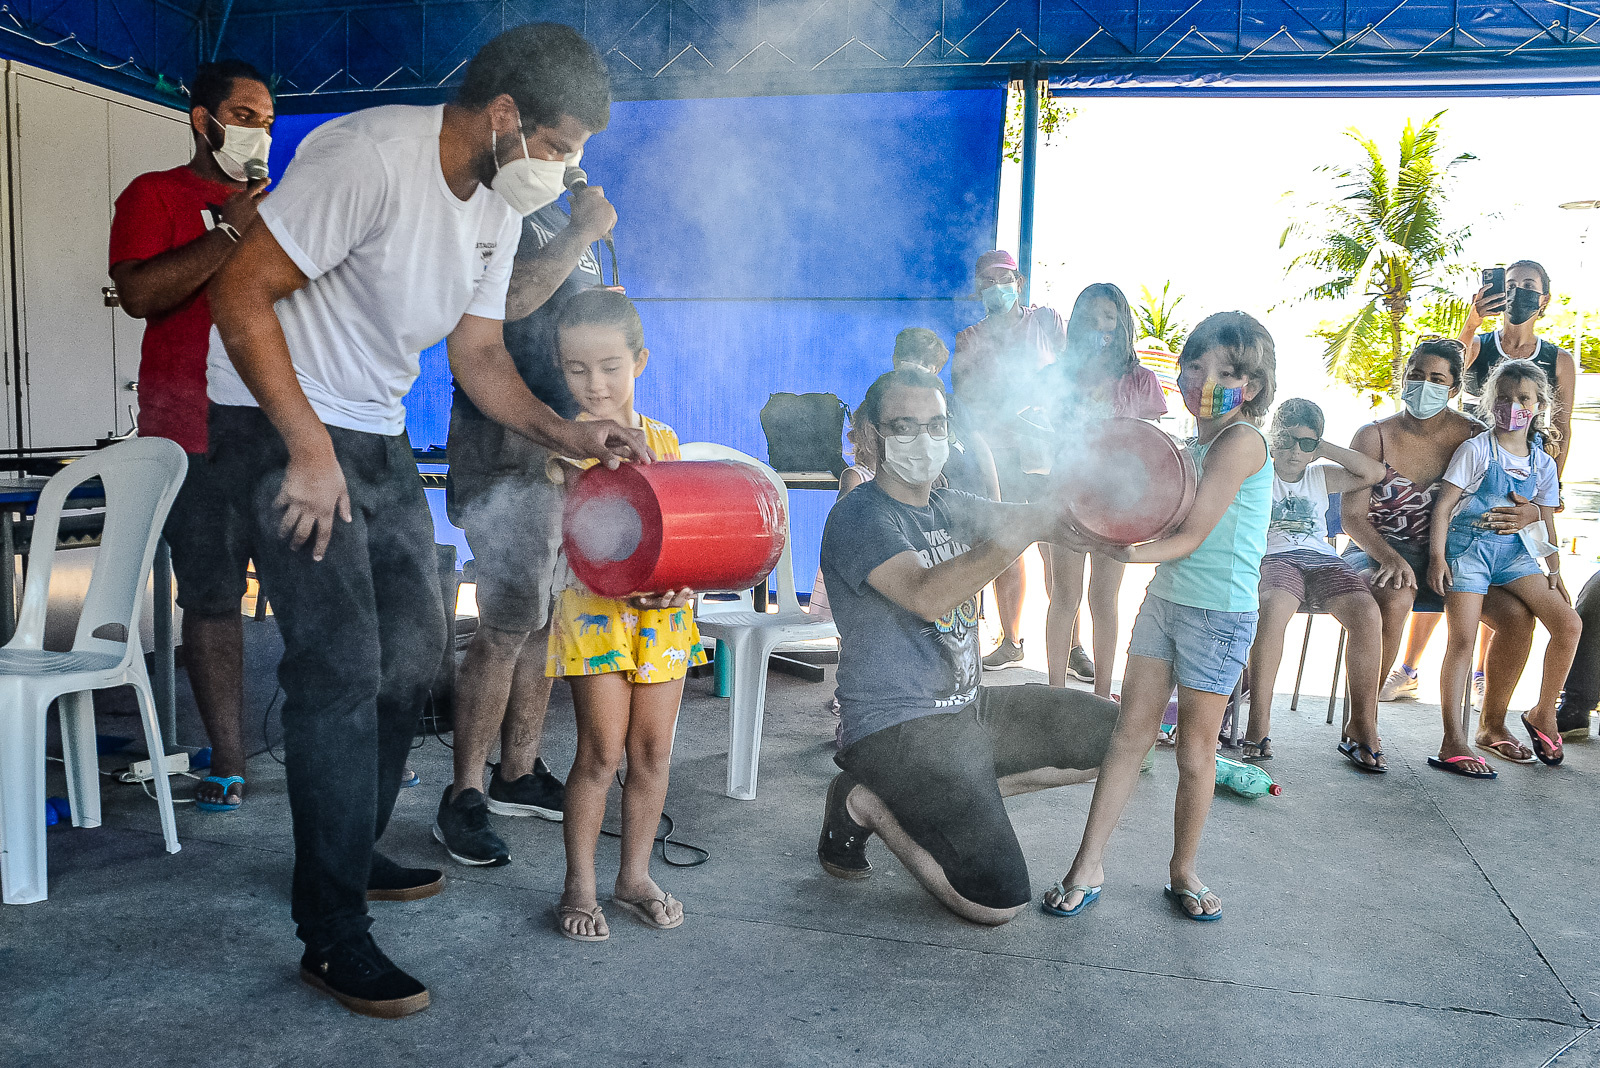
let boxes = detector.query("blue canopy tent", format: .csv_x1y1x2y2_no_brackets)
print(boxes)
7,0,1598,586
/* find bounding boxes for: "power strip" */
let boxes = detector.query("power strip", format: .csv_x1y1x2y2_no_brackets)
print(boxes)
117,752,190,784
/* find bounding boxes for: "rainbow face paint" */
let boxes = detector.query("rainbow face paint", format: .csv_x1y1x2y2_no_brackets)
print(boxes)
1182,376,1245,420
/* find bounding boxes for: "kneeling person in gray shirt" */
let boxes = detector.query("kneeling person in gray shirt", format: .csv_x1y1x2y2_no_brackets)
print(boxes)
816,367,1118,925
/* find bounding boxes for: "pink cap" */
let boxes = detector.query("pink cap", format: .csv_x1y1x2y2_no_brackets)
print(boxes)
976,249,1019,273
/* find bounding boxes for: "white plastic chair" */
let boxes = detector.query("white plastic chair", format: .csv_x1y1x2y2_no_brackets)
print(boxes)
681,443,838,799
0,437,188,904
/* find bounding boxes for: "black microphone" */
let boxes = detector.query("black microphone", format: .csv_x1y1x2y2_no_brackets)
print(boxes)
564,166,619,288
244,158,270,184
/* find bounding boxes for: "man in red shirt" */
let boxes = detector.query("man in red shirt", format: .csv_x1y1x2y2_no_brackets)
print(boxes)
108,60,273,812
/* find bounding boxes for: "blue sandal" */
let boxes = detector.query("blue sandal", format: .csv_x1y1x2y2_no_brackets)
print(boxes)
195,775,245,812
1165,883,1222,921
1041,881,1101,917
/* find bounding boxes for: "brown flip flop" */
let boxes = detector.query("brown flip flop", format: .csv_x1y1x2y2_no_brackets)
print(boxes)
612,891,684,930
555,903,609,942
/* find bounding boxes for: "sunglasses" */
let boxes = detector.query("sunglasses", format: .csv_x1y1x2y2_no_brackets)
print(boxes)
1275,434,1319,454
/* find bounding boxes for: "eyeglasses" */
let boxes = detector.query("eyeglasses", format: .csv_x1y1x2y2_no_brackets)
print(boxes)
877,417,950,442
1274,434,1319,453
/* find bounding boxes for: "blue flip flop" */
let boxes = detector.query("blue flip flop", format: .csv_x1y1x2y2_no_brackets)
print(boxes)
195,775,245,812
1041,881,1101,917
1165,883,1222,921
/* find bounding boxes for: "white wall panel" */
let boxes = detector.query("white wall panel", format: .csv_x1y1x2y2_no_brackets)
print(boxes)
12,71,115,448
7,63,190,449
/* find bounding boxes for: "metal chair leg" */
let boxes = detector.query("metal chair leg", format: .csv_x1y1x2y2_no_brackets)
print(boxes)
1326,628,1346,725
1228,675,1245,748
1290,614,1314,711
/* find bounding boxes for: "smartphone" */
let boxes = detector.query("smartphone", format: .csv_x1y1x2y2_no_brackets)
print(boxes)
1482,266,1506,297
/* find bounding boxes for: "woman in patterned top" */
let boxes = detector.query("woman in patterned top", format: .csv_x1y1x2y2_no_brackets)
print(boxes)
1340,339,1541,762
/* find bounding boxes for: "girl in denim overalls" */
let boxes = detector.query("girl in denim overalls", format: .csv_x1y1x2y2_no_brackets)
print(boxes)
1428,359,1579,776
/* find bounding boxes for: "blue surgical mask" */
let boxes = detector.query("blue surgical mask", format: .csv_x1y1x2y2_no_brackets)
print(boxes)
1400,379,1451,420
981,283,1018,316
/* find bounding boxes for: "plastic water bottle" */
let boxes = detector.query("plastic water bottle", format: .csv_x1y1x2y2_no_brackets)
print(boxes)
1215,756,1282,798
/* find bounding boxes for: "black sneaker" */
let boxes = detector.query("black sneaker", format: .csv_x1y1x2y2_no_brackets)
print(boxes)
486,758,565,821
300,933,429,1019
1556,692,1594,740
432,787,509,867
982,638,1025,670
367,852,445,902
1067,645,1096,683
817,772,872,879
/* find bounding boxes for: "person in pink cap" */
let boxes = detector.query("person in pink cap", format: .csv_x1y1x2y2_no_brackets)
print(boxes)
953,250,1071,673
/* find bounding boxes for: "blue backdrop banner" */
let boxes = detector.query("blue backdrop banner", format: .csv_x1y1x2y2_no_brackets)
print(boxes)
267,88,1004,592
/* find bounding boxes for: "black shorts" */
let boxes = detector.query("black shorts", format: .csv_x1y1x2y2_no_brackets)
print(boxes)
446,407,564,634
164,438,251,618
834,684,1117,910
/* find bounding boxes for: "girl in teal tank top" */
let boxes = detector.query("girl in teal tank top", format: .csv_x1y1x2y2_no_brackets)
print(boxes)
1044,312,1275,924
1146,426,1272,611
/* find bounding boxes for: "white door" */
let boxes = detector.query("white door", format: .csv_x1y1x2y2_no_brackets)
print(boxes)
108,102,193,436
12,71,116,448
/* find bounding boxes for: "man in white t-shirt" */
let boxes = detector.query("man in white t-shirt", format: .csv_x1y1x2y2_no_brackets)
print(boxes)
206,24,650,1019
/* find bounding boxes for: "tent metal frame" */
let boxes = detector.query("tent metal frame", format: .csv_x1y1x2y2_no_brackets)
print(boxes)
2,0,1599,111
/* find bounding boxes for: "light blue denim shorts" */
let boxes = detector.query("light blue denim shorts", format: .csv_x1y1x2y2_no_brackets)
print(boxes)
1444,529,1542,596
1128,594,1258,695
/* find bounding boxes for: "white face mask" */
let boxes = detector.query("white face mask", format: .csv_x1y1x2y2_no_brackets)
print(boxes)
490,127,567,216
880,432,950,486
1401,379,1451,420
210,116,270,182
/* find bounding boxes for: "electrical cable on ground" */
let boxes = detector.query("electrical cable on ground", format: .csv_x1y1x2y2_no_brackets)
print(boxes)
596,769,708,867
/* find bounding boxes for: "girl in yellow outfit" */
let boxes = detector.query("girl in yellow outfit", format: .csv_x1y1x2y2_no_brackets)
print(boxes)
546,289,704,943
546,411,707,683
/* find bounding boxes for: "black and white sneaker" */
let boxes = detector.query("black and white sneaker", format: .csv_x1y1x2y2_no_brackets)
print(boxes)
432,787,510,867
486,758,565,821
1067,645,1096,683
982,638,1025,670
300,933,429,1019
816,772,873,880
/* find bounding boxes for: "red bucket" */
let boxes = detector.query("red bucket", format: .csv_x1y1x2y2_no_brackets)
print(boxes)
1055,418,1197,547
562,460,787,598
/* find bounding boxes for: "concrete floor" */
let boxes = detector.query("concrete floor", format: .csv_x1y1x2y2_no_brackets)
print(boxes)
4,604,1600,1068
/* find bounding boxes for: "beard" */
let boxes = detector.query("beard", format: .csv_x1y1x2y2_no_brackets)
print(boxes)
474,145,501,189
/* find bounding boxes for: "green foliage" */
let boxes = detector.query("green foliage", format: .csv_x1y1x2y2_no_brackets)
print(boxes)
1134,281,1189,352
1003,84,1075,164
1311,295,1471,405
1283,111,1474,393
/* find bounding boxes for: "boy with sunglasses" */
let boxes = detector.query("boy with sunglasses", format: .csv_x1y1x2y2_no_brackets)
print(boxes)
1241,398,1387,768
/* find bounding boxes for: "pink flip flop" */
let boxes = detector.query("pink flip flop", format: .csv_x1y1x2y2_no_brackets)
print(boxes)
1522,714,1565,767
1427,754,1497,779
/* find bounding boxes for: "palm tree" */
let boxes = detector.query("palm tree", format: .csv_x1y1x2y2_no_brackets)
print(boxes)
1134,281,1189,352
1283,112,1473,395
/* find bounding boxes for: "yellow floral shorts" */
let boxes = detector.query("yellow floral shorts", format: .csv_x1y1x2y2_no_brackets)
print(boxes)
547,587,706,683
